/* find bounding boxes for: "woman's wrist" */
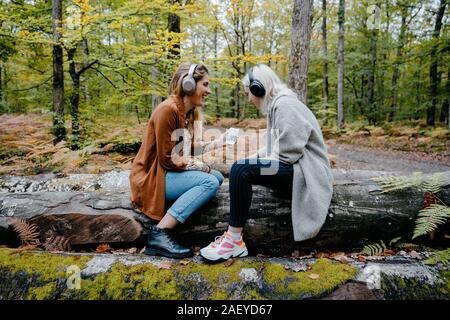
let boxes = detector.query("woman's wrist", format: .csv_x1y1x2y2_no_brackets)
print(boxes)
185,159,211,173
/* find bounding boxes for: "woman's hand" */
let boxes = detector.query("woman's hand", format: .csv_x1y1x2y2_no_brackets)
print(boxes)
201,132,227,153
185,159,211,173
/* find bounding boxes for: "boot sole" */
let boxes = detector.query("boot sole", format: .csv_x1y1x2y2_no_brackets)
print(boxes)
200,249,248,264
144,247,193,259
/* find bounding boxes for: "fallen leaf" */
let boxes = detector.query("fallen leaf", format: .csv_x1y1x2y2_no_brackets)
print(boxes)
357,255,366,262
332,254,350,263
256,265,266,273
330,252,345,258
314,252,330,258
398,250,408,256
179,260,190,266
291,250,301,258
383,249,396,256
409,250,422,259
96,243,112,253
223,258,235,267
127,247,137,254
158,261,173,270
309,273,320,280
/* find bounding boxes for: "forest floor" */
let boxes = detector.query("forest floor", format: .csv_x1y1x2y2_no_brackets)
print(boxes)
0,113,449,176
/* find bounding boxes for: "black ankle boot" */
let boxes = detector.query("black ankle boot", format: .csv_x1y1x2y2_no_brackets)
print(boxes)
144,226,193,258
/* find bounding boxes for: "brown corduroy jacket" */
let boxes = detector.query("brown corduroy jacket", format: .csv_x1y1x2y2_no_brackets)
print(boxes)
129,95,189,220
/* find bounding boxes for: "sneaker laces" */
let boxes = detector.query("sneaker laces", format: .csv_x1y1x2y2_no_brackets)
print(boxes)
210,232,228,248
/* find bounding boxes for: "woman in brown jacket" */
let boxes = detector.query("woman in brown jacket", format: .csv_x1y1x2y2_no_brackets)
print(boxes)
130,63,225,258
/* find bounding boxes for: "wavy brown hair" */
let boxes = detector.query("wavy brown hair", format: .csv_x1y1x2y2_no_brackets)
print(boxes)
169,62,209,144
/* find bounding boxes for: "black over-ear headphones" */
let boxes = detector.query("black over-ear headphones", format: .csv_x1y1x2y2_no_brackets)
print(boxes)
182,63,198,96
248,67,266,98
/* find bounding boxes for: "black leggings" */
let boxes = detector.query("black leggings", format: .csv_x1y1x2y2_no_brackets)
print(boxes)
229,159,294,227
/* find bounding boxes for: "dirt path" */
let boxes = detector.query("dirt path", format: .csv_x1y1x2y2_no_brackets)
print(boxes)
327,141,450,173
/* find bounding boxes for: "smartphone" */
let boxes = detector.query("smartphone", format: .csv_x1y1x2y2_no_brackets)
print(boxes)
226,127,239,145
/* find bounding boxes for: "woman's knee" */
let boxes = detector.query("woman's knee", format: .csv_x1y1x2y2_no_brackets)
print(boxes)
230,161,254,180
210,170,224,186
201,172,220,191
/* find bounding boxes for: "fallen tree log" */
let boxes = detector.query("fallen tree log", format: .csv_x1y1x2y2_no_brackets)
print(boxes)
0,170,449,252
0,248,448,300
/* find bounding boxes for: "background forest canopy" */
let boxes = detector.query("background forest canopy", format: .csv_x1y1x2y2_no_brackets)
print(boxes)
0,0,449,147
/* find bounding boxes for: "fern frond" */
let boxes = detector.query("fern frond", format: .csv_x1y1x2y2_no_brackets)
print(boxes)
372,172,423,193
10,218,40,246
362,240,387,256
424,249,450,265
420,173,448,194
413,204,450,239
43,234,72,252
389,237,402,247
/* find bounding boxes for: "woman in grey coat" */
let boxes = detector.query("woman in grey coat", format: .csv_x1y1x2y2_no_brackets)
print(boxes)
200,64,333,262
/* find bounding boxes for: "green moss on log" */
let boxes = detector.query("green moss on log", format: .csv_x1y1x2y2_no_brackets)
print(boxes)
0,249,360,300
77,263,180,300
381,271,450,300
0,248,90,299
262,259,359,299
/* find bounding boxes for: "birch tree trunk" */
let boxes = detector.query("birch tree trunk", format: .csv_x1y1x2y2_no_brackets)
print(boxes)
388,3,407,122
288,0,313,104
367,28,378,124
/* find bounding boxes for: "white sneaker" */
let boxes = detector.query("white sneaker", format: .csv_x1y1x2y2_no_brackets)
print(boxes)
200,231,248,262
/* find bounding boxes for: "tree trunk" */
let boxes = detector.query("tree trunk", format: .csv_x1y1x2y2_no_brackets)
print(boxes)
337,0,345,129
288,0,313,104
52,0,66,143
167,0,181,59
0,62,3,111
81,38,91,105
67,47,81,149
1,170,448,252
388,4,407,122
214,26,220,118
367,29,378,124
439,67,450,127
427,0,447,126
321,0,329,106
235,83,241,120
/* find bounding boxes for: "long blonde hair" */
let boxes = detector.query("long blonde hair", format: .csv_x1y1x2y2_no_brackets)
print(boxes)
242,64,294,114
169,62,209,143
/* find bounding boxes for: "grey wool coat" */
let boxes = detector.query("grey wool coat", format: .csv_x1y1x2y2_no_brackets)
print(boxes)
257,90,333,241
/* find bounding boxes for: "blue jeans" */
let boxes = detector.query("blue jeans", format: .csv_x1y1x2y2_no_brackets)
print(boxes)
165,169,224,223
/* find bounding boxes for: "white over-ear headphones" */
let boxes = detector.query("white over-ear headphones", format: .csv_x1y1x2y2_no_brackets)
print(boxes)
182,64,198,96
